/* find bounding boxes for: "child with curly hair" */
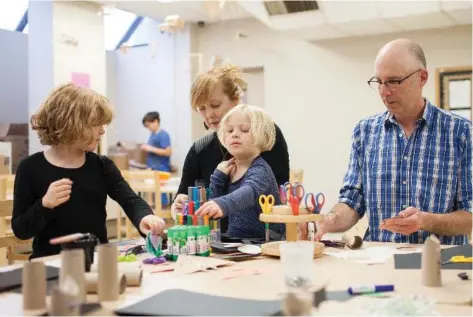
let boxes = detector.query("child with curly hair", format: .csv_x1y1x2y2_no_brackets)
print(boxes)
12,83,165,259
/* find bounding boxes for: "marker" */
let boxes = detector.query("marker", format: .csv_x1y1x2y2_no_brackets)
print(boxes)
348,285,394,295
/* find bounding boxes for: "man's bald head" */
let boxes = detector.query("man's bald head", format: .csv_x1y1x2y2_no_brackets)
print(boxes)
376,39,426,71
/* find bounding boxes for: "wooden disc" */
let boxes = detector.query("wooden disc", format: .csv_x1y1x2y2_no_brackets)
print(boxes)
261,241,325,258
260,214,324,224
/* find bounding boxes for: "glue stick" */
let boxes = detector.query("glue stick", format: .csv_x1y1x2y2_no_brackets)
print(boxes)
167,227,174,256
187,226,196,255
179,228,188,256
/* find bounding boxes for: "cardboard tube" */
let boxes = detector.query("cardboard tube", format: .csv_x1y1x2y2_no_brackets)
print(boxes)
60,249,86,302
85,272,126,294
98,242,119,301
121,266,143,286
421,235,442,287
50,286,80,316
92,262,142,286
22,262,47,312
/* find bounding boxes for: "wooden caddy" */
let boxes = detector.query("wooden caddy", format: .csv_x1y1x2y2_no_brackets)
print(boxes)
259,205,325,258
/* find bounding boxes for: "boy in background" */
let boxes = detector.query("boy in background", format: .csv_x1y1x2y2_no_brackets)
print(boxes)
142,111,172,206
141,111,172,172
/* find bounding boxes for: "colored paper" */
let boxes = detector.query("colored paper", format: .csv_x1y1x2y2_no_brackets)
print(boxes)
71,72,90,88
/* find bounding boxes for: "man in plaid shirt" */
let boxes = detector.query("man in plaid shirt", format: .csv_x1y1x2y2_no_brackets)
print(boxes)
316,39,472,245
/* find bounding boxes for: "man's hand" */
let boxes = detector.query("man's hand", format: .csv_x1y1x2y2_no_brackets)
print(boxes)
42,178,73,209
139,215,166,235
140,144,153,152
379,206,422,235
217,157,236,175
195,201,223,219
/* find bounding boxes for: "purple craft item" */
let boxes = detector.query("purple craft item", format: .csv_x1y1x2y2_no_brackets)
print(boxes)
143,256,167,265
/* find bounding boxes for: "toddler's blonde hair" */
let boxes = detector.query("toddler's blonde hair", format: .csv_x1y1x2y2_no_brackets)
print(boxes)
217,104,276,152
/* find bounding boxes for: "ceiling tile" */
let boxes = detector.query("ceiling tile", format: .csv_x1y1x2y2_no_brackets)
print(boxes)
320,0,380,24
285,25,352,41
334,19,401,36
440,0,472,11
269,10,326,31
379,0,443,18
386,11,457,31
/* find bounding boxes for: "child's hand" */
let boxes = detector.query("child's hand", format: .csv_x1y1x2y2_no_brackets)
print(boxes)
196,201,223,219
139,215,166,235
217,157,236,175
42,178,73,209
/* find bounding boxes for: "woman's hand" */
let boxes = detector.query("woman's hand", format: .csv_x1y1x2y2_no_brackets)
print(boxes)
42,178,73,209
217,157,236,175
195,201,224,219
139,215,166,235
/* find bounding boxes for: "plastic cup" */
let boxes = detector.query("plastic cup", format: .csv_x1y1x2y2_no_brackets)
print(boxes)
279,241,315,315
279,241,314,291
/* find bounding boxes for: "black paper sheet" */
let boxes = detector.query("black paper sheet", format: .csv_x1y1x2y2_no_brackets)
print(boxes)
115,289,355,316
394,244,472,270
0,265,59,293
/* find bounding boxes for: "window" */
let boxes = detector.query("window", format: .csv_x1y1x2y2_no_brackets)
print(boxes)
0,0,28,31
104,8,137,50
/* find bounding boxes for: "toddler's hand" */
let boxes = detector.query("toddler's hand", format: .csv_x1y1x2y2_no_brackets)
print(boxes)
217,157,236,175
195,201,224,219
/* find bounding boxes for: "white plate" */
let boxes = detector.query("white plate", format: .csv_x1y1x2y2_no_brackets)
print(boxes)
238,244,262,255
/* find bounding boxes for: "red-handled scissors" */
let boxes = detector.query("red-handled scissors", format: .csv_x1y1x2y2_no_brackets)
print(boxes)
305,192,325,214
284,182,304,215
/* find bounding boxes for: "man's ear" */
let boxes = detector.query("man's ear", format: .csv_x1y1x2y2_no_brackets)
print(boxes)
420,69,429,88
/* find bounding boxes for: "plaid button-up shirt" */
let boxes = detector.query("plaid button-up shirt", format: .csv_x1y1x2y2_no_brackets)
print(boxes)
339,100,472,245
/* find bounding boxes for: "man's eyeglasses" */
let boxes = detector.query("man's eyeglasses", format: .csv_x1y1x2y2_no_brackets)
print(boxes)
367,69,421,91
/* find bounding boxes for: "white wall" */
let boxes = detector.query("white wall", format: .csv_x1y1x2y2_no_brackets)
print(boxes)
0,29,28,123
28,0,106,154
196,20,472,210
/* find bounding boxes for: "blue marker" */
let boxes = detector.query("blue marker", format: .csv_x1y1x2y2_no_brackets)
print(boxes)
348,284,394,295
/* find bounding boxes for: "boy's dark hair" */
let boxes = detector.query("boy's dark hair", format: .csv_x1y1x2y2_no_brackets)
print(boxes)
142,111,160,125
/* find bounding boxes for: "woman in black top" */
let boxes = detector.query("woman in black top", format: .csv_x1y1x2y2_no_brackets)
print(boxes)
172,65,290,232
12,83,165,259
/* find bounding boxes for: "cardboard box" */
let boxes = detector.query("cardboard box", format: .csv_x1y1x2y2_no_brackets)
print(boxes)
110,153,129,170
0,154,9,175
0,123,29,174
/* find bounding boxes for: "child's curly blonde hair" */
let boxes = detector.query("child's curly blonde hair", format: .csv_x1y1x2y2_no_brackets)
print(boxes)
31,83,113,146
191,64,248,110
218,104,276,152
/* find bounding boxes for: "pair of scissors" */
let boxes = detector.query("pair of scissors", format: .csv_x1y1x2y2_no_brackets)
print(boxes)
283,182,305,215
442,256,472,265
305,192,325,214
259,195,275,241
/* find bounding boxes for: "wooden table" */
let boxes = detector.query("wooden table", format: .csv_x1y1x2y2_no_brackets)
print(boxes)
2,242,472,316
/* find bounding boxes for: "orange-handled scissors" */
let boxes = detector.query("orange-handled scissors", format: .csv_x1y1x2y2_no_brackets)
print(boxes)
284,182,304,215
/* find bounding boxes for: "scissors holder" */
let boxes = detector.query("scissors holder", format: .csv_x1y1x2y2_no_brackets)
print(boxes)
259,205,325,258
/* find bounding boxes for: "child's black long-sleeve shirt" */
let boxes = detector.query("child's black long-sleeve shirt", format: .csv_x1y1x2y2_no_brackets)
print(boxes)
12,152,152,259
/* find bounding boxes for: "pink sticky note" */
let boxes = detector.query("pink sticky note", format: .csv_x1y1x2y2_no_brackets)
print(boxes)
71,72,90,88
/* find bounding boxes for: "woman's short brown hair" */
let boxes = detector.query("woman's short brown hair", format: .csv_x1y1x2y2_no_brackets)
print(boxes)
191,64,248,110
31,83,113,146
